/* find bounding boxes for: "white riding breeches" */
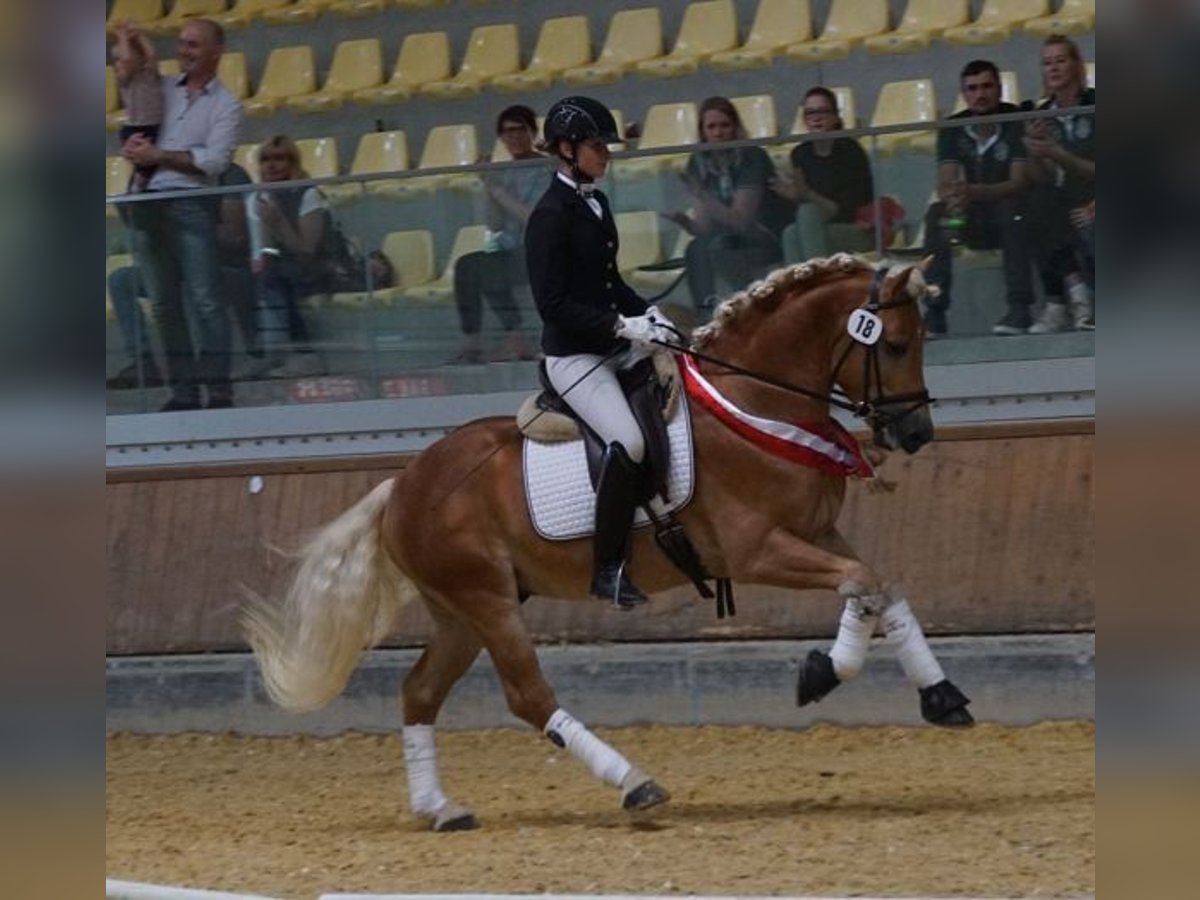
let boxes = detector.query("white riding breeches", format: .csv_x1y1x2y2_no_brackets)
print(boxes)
545,349,647,463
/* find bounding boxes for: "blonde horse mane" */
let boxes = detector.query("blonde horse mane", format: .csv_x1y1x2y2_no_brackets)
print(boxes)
691,254,930,350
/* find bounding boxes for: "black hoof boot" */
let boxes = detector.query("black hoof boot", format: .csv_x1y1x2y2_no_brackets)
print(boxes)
919,679,974,728
592,562,648,610
796,649,841,707
622,778,671,812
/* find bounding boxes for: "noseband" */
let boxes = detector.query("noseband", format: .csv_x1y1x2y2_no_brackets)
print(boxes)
829,267,933,433
671,266,933,432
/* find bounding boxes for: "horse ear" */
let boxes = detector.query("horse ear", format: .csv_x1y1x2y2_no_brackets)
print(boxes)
918,254,934,273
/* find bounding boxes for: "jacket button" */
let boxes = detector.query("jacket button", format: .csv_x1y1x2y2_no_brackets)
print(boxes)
610,303,617,310
605,282,613,289
607,241,614,248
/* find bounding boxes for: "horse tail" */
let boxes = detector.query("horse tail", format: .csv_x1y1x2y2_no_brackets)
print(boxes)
242,477,416,713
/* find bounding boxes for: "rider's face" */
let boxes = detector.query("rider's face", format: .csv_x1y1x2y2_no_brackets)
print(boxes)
572,138,610,180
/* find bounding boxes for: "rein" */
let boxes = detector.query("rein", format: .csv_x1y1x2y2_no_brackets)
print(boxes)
655,267,933,432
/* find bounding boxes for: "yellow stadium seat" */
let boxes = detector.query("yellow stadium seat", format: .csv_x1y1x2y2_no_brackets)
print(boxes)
217,52,249,100
158,59,181,76
1086,61,1095,88
944,0,1049,46
419,24,520,101
402,225,487,303
296,137,340,180
614,212,664,277
1023,0,1094,36
784,0,889,63
562,7,663,87
869,79,938,156
864,0,969,55
107,0,163,31
347,130,412,201
492,16,591,93
329,0,386,18
286,39,383,114
260,0,339,25
107,155,133,197
242,45,316,117
145,0,227,36
352,32,451,106
216,0,290,29
637,0,738,79
731,95,777,139
331,230,435,308
617,102,697,179
106,67,122,131
395,0,449,7
627,230,693,295
951,71,1021,112
709,0,813,71
388,124,481,199
234,142,261,181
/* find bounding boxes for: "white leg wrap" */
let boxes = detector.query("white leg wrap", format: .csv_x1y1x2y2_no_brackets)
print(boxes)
544,708,632,788
881,597,945,688
828,597,879,681
402,724,448,816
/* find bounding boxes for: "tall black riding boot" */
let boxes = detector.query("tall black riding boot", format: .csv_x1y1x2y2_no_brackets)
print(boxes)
590,442,648,609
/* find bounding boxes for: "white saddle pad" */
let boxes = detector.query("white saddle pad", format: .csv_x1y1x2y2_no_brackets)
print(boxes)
523,393,694,541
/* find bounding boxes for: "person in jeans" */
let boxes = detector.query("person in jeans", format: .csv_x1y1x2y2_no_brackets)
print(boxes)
121,18,242,410
923,59,1034,337
771,87,875,263
449,105,545,364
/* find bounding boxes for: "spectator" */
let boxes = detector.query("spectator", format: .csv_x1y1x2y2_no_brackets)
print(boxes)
1025,34,1096,333
107,162,257,391
924,60,1034,337
663,97,784,313
111,21,164,193
770,87,875,263
448,105,544,364
245,135,328,378
121,18,242,410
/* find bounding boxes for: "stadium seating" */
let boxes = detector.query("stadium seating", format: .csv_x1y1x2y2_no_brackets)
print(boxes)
242,45,317,117
944,0,1049,46
351,131,412,200
145,0,228,36
402,225,487,303
864,0,969,56
419,24,520,101
491,16,591,93
1023,0,1095,36
626,230,692,296
387,124,481,199
107,0,163,31
106,67,122,130
731,95,778,139
617,102,697,178
329,0,387,19
1086,61,1095,88
216,0,291,29
869,79,938,155
107,155,133,200
709,0,812,72
260,0,339,26
561,7,663,87
636,0,738,79
296,137,340,180
614,212,664,278
285,39,383,114
352,32,452,105
396,0,450,7
331,230,435,308
216,53,250,100
784,0,889,63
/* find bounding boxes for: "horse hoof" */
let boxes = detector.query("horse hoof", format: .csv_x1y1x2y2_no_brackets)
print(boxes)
919,679,974,728
621,776,671,812
796,649,840,707
433,802,479,832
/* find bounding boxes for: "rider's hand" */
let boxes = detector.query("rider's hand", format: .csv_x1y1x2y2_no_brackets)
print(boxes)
615,313,674,349
646,305,678,335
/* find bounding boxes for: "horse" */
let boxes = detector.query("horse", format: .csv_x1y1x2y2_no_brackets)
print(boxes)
245,254,969,832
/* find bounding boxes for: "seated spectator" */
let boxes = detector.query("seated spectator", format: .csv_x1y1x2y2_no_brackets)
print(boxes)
246,135,328,378
108,161,258,391
770,87,875,263
663,97,784,312
1025,34,1095,333
924,60,1034,337
449,105,544,364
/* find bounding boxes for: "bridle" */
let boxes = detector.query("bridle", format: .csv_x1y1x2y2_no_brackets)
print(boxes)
659,266,934,433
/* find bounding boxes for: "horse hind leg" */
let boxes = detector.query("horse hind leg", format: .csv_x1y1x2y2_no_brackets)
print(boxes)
400,607,485,831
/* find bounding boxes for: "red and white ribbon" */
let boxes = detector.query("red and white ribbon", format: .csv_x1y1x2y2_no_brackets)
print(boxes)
680,354,873,478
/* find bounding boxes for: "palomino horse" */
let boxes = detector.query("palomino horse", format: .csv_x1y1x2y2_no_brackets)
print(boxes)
246,255,965,832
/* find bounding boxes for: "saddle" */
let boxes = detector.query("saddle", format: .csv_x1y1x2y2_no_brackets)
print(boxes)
517,350,735,617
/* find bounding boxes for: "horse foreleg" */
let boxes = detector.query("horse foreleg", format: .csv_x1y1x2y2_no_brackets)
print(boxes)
469,604,670,813
881,588,974,727
400,606,484,831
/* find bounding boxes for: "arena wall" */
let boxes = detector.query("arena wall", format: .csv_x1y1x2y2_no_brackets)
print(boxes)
106,421,1093,655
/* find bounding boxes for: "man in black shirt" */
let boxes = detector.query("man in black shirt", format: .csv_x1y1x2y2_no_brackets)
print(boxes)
924,60,1034,336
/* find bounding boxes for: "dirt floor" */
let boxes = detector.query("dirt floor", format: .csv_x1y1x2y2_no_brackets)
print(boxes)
107,721,1094,899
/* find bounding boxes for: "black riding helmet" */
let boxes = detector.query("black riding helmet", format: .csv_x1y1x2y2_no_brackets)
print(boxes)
543,96,621,148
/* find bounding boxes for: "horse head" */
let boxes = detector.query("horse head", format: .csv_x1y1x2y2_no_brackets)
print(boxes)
691,255,935,455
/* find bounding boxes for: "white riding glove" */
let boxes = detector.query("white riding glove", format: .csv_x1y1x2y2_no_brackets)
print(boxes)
645,305,678,336
615,312,675,349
